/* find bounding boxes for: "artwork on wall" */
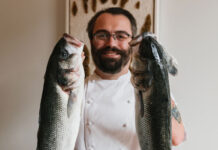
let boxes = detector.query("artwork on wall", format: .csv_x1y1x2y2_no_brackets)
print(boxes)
66,0,159,75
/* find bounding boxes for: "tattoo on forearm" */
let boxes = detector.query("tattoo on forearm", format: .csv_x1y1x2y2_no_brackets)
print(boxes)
171,105,182,123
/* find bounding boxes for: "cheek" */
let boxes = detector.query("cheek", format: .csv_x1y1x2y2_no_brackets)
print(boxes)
120,42,131,50
92,40,105,49
118,38,132,50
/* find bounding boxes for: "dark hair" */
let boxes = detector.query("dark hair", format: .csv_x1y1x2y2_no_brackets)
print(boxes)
87,7,137,40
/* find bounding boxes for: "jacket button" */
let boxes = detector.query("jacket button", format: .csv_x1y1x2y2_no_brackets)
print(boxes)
87,121,93,126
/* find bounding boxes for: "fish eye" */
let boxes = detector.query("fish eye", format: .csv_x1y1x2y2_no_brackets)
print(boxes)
60,50,69,59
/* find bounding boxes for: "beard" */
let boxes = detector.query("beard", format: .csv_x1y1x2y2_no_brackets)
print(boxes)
91,44,132,74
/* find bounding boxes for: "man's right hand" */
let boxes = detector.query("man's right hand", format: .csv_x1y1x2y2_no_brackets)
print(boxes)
63,33,85,61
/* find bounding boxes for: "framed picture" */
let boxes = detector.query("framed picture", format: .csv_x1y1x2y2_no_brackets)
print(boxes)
65,0,159,75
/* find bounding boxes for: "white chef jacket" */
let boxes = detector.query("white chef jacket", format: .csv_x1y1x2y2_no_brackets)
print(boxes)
75,71,141,150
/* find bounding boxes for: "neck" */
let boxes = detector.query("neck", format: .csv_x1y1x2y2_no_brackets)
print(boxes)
95,61,130,80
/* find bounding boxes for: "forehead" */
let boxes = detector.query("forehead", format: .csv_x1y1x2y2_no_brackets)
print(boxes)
93,13,132,34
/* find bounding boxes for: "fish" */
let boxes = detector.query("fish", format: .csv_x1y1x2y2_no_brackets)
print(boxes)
36,37,84,150
129,32,178,150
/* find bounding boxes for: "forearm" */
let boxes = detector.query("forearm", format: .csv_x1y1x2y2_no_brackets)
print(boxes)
171,100,186,146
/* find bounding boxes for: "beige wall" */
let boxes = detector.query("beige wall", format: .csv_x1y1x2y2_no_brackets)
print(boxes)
1,0,218,150
159,0,218,150
0,0,65,149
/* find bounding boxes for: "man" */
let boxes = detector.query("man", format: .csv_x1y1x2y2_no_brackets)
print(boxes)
64,7,185,150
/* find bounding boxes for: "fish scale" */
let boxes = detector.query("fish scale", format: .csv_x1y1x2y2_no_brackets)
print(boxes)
130,32,177,150
135,90,153,149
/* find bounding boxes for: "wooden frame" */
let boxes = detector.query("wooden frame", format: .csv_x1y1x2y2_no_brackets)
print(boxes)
65,0,160,74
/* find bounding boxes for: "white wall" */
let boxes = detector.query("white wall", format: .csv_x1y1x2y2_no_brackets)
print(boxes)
159,0,218,150
1,0,217,149
0,0,65,149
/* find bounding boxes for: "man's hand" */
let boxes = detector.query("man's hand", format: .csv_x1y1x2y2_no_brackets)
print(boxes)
63,33,85,61
61,33,85,94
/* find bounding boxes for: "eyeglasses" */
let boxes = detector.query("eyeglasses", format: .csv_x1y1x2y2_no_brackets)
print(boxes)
93,31,132,42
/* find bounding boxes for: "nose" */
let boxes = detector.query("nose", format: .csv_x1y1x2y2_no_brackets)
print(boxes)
105,35,118,47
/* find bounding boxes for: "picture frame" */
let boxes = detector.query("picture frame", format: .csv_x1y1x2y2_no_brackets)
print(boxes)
65,0,160,74
65,0,159,36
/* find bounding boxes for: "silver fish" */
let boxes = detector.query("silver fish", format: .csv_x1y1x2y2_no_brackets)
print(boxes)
129,32,177,150
36,37,84,150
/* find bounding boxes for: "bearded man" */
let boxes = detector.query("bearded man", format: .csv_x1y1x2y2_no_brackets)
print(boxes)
63,7,185,150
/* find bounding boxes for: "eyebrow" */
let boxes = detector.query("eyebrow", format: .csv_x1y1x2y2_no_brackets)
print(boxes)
93,29,131,36
93,29,109,35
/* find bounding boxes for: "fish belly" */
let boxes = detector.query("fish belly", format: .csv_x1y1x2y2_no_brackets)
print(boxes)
37,81,83,150
134,70,171,150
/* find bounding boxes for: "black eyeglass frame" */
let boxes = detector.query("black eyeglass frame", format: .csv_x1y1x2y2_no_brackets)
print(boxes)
93,30,133,41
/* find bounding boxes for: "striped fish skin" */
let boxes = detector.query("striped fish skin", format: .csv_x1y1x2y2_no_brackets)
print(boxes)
37,38,84,150
130,33,173,150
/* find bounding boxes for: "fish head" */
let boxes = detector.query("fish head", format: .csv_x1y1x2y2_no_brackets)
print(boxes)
130,32,178,76
129,32,178,91
129,32,159,91
130,32,164,62
48,38,84,88
56,38,83,70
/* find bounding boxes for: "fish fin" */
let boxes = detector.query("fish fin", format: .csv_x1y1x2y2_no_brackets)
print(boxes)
150,37,179,76
161,46,178,76
139,91,144,117
167,58,178,76
67,91,76,118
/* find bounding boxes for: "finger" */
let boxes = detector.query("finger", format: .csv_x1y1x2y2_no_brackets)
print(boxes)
129,32,156,47
65,37,82,47
82,56,85,62
61,87,71,95
63,33,82,47
129,34,143,46
80,52,85,62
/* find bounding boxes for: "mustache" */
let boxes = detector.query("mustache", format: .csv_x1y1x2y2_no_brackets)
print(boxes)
97,46,126,55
